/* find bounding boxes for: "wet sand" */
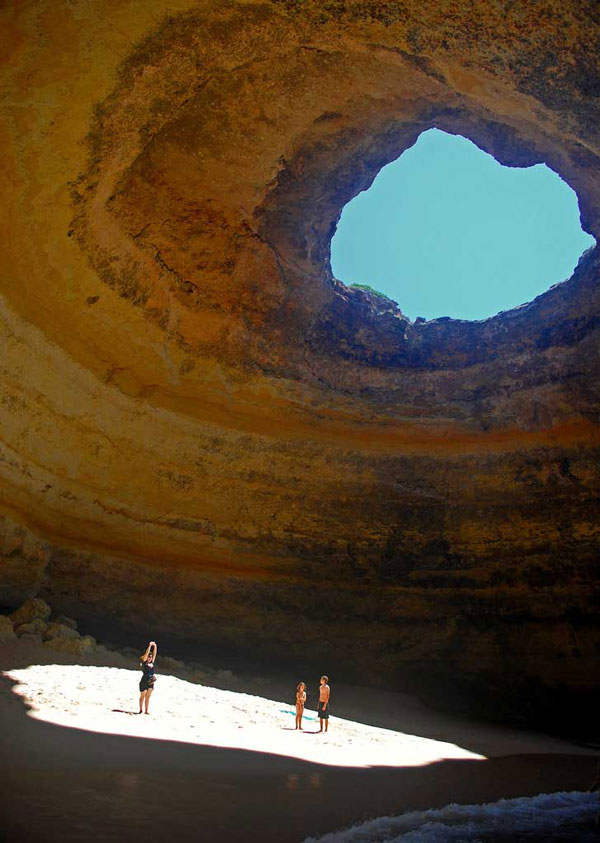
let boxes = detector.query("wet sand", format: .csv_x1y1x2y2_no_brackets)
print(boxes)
0,641,596,842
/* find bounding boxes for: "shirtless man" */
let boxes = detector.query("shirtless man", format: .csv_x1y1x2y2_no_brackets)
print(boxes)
317,675,330,732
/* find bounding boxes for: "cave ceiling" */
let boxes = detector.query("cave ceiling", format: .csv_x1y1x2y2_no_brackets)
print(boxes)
1,0,599,723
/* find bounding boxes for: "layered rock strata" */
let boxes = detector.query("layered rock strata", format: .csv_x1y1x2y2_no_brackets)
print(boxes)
1,0,599,730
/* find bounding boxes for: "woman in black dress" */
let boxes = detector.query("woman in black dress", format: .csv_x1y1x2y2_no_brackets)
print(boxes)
138,640,157,714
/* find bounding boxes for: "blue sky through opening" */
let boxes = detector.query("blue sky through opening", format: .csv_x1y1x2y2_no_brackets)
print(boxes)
331,129,595,321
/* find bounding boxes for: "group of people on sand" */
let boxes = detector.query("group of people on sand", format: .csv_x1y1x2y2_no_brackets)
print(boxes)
138,640,331,730
295,676,331,732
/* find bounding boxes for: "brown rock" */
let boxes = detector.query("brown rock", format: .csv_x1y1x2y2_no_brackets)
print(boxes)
44,635,97,656
15,619,49,638
159,657,186,674
0,518,48,606
11,599,51,627
53,616,78,631
18,634,43,644
42,623,80,642
0,616,17,643
1,0,599,732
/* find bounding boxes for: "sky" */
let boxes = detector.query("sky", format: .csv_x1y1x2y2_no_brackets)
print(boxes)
331,128,595,321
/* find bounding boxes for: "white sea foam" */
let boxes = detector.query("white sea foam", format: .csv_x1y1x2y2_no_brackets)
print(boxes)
304,791,598,843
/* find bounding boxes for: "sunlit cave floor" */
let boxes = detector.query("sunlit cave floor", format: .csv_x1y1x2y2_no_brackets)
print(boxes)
0,642,597,843
6,661,487,769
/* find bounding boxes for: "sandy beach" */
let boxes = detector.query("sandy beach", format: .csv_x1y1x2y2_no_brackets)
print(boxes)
0,641,597,842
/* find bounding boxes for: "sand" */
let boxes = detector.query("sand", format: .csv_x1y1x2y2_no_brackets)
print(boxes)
4,663,487,769
0,641,597,842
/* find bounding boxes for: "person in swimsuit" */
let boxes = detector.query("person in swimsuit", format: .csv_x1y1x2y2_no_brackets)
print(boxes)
139,640,157,714
295,681,307,730
317,675,330,732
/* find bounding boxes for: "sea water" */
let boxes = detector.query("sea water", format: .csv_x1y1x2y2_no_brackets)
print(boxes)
304,791,598,843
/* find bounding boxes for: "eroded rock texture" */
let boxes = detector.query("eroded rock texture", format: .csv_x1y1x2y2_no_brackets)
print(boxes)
1,0,599,730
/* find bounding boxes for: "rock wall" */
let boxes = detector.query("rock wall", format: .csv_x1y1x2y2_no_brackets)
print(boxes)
1,0,599,730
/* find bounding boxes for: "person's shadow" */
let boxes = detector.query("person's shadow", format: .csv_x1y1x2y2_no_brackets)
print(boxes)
112,708,141,715
281,727,321,733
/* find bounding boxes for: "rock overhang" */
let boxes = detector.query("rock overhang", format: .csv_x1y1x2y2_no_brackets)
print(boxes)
1,0,600,731
68,0,600,388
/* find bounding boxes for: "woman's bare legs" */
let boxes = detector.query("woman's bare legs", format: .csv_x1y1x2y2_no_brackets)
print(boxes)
139,688,153,713
144,687,153,714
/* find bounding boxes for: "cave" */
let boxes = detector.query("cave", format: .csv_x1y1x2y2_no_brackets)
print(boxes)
1,0,600,790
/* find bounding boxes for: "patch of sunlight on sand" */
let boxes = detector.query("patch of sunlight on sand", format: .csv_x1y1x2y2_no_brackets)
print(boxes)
5,664,486,768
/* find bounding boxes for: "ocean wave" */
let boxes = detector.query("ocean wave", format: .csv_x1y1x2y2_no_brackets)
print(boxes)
304,791,598,843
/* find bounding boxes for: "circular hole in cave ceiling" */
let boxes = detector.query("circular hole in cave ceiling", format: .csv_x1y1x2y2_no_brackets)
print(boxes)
331,128,595,322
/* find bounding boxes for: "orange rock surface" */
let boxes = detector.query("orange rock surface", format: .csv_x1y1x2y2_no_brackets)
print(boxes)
1,0,599,727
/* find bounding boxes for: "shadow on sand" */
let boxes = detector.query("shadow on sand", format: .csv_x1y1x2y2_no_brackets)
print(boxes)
0,648,597,843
